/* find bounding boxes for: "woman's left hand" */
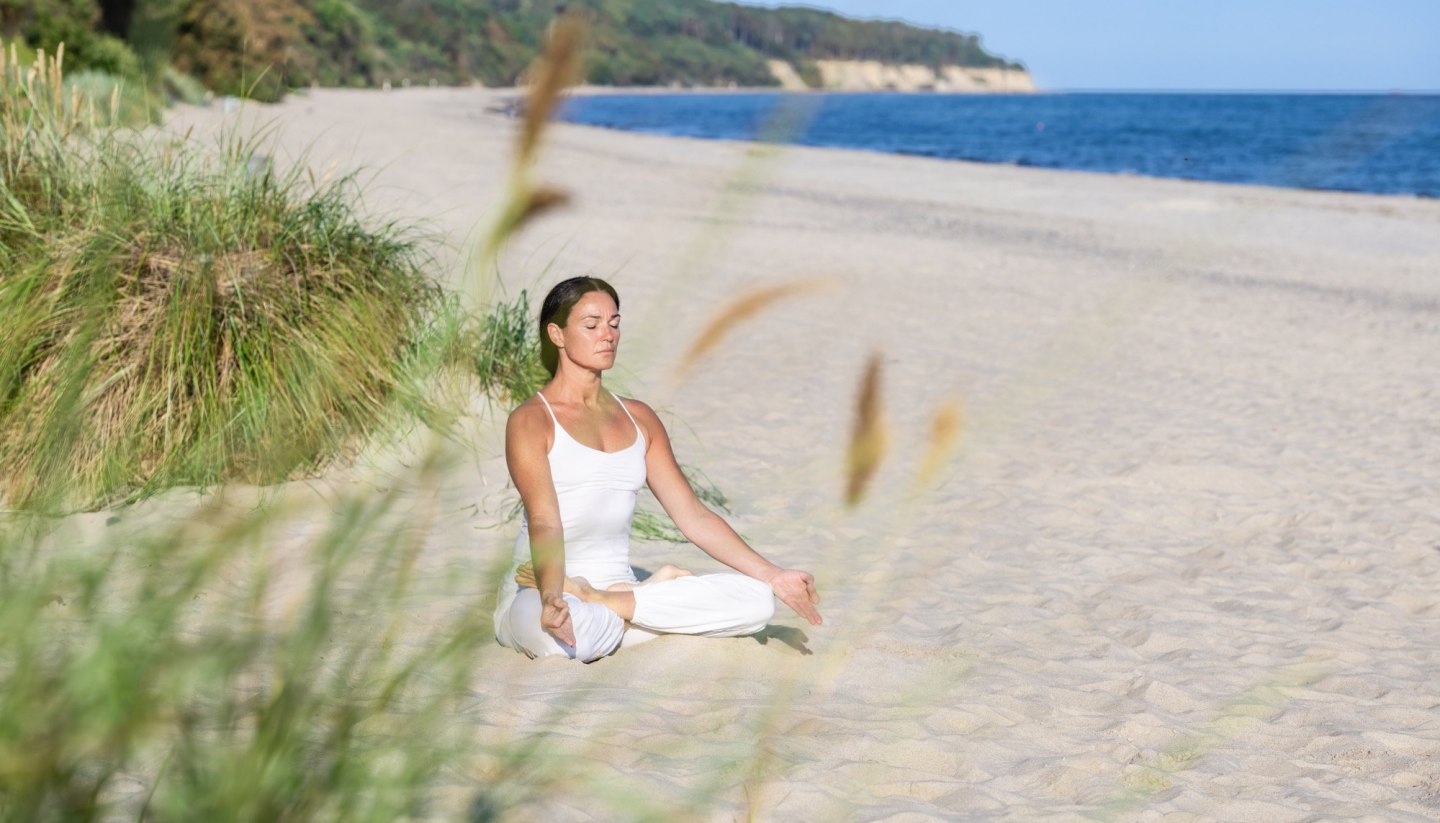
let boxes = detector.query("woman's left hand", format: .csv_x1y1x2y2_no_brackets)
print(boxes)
767,568,822,625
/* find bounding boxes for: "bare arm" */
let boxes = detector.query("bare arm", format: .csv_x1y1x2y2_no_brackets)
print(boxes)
505,400,575,646
627,399,822,625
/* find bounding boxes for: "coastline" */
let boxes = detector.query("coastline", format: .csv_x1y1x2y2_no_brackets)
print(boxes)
564,83,1040,95
554,88,1440,201
155,87,1440,819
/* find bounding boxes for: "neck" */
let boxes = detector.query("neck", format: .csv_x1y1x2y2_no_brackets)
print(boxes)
546,363,607,407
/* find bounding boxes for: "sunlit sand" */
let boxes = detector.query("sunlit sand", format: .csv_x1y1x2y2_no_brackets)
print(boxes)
162,87,1440,820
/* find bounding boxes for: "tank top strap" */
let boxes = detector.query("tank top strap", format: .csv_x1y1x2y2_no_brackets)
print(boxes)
535,392,559,424
613,393,643,439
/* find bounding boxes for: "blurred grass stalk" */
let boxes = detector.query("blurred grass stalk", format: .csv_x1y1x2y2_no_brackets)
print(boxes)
468,14,584,313
0,453,496,822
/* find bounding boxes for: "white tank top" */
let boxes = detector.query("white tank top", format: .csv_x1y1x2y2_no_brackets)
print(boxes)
513,391,647,587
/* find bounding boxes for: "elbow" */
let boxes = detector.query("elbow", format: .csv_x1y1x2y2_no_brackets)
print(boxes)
527,518,563,542
675,507,723,543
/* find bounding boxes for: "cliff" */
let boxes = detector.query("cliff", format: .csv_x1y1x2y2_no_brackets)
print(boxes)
767,59,1035,93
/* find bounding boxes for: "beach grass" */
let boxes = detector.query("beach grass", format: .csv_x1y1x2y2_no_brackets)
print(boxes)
0,450,491,822
0,45,442,511
441,287,549,406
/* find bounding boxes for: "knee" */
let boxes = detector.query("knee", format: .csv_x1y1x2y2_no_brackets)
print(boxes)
500,590,542,658
569,602,625,662
733,577,775,634
502,591,623,662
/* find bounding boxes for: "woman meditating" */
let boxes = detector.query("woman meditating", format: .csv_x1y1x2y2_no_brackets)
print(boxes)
494,276,822,661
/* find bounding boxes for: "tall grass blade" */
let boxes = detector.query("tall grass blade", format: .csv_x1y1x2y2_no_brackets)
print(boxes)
671,278,830,382
473,16,586,305
844,350,887,509
518,16,586,168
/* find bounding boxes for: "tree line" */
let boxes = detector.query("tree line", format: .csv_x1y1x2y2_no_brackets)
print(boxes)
0,0,1024,101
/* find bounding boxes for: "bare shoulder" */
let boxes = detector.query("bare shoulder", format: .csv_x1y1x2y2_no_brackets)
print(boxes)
506,396,551,440
615,394,656,419
616,396,670,441
616,395,662,425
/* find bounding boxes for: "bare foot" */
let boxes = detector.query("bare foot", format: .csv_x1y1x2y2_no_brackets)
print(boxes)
514,562,538,589
567,576,598,600
514,562,594,599
648,563,694,583
513,563,637,621
605,563,694,591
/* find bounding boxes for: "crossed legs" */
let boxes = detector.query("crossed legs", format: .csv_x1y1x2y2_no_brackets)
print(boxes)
513,562,692,621
505,564,775,662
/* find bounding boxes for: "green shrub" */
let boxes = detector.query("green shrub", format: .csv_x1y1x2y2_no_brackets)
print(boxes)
453,288,548,405
72,32,141,77
0,47,439,509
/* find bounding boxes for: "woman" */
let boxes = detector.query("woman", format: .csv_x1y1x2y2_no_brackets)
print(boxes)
494,276,822,661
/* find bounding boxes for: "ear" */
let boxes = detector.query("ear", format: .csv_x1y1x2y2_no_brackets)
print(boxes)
546,322,565,349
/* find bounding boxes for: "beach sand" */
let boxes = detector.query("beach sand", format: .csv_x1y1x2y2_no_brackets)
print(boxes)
155,88,1440,820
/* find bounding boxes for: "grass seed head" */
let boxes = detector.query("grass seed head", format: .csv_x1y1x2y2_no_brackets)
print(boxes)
916,400,965,488
673,278,831,381
512,183,572,235
844,350,887,509
518,15,585,168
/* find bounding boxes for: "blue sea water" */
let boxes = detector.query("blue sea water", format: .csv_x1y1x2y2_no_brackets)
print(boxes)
559,92,1440,198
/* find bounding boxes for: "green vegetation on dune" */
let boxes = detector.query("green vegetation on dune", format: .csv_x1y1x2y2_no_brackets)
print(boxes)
305,0,1026,90
0,46,442,509
442,287,548,406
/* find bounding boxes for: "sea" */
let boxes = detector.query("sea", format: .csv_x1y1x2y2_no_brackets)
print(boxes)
559,92,1440,198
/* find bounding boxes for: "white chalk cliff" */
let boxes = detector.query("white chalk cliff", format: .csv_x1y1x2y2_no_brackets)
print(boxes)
767,59,1035,93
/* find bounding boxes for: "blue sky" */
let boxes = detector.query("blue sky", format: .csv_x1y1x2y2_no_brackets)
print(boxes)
739,1,1440,91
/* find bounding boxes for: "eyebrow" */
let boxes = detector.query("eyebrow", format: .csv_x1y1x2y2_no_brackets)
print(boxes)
581,313,621,320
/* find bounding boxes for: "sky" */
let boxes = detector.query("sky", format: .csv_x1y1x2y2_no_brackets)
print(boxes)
738,1,1440,91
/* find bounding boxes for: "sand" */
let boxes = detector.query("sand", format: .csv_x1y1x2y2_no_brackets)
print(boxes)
153,88,1440,820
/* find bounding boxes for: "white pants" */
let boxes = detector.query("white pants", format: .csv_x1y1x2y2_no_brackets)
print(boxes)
497,574,775,662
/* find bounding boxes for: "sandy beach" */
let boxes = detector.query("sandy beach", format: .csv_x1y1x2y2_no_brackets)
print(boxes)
149,87,1440,821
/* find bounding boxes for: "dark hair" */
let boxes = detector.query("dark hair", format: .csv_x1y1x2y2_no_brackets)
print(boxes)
538,276,620,376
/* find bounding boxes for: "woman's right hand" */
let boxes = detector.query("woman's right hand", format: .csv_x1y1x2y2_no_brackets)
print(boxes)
541,592,576,647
